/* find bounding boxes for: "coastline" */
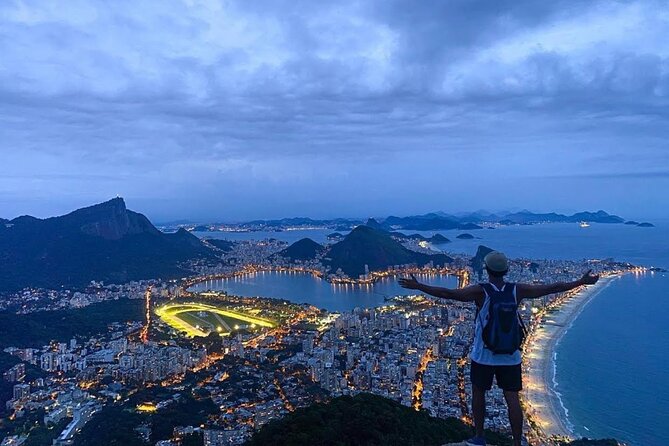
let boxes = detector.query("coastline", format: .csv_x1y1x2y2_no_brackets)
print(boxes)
523,275,617,443
182,265,467,295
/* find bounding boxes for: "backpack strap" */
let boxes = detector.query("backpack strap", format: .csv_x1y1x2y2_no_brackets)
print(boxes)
476,283,495,326
503,282,528,340
480,283,495,300
505,282,516,302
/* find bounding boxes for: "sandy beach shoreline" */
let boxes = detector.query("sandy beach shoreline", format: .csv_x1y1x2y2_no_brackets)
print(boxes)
522,275,617,444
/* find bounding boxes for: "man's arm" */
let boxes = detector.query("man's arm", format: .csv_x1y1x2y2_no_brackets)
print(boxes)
517,270,599,301
398,274,484,303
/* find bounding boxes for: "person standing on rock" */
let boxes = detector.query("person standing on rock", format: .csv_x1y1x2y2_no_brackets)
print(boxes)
399,251,599,446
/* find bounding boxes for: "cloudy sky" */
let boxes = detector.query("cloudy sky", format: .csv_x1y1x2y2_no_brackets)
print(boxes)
1,0,668,222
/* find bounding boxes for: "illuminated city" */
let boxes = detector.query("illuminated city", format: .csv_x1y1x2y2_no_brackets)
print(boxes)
1,1,667,445
0,225,644,445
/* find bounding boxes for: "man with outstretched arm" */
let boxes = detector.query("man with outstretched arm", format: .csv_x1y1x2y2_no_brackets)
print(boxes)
399,251,599,446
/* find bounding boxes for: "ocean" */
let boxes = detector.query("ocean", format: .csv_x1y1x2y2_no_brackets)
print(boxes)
555,272,669,445
195,220,669,444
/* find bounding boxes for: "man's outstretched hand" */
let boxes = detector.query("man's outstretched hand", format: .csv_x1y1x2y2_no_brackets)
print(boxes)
579,269,600,285
398,274,420,290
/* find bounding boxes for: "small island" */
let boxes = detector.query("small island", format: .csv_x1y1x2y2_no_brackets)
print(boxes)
429,233,451,244
456,233,474,240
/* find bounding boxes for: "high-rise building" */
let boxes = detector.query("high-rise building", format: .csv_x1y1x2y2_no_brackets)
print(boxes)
302,336,314,355
3,364,25,383
40,353,57,372
13,384,30,401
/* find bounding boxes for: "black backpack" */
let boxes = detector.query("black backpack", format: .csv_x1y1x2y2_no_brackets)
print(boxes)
478,282,528,355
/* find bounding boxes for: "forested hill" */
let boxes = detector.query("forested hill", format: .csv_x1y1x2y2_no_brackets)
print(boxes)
276,238,324,261
247,393,620,446
0,198,213,291
324,225,452,277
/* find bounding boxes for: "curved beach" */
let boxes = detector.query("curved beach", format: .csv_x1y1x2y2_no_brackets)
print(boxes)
522,276,616,442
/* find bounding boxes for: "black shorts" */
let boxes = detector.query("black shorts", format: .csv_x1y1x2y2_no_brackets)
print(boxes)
470,360,522,392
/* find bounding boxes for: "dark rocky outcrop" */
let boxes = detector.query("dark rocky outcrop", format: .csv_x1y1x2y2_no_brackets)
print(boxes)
324,226,451,277
365,218,385,231
0,198,213,291
471,245,495,277
276,238,324,261
430,234,451,244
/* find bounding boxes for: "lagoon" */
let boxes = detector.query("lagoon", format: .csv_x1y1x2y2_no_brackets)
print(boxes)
189,270,458,312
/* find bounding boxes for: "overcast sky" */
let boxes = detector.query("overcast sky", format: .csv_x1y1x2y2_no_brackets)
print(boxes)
1,0,668,222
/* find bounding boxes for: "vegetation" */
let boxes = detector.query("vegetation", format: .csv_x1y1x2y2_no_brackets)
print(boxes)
0,198,214,291
74,406,144,446
247,393,621,446
429,234,451,244
325,226,452,277
276,238,324,261
562,440,621,446
75,393,217,446
0,351,45,386
205,238,235,252
247,393,511,446
0,298,144,347
24,418,71,446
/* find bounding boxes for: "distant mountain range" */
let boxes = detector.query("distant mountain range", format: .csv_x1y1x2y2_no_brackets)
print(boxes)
185,209,651,232
375,210,629,229
0,198,213,291
322,225,452,277
380,214,484,230
2,200,652,292
390,231,451,244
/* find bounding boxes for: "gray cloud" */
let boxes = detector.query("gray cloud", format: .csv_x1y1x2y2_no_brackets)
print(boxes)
0,0,668,220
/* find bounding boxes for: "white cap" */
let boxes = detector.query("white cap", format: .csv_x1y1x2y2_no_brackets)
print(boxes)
484,251,509,273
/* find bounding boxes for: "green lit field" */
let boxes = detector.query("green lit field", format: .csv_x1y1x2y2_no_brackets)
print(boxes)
156,303,275,337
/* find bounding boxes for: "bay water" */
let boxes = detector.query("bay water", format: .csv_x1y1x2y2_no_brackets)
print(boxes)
196,220,669,444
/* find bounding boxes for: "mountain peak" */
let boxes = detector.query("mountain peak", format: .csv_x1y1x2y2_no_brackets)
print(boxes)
365,218,384,230
0,198,212,290
60,197,158,240
325,225,452,277
277,238,324,261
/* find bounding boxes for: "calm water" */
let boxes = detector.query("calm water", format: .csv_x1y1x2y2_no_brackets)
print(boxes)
190,271,458,312
194,220,669,443
197,222,669,268
556,272,669,446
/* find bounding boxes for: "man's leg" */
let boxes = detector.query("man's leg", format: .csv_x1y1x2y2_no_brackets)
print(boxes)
472,384,487,438
470,361,494,443
496,363,524,446
503,390,523,446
